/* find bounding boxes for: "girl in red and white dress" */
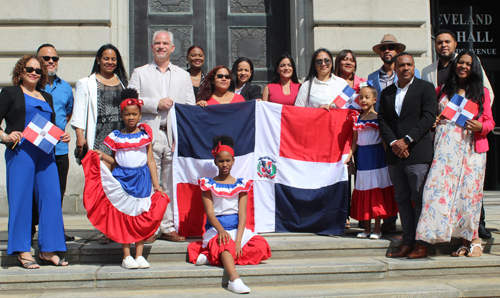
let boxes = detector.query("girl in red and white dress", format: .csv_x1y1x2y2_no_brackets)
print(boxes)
345,83,397,239
82,88,169,269
187,135,271,294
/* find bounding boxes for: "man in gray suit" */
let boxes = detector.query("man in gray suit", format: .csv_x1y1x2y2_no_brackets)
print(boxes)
129,30,196,242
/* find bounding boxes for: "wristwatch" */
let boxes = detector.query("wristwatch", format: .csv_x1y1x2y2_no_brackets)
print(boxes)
404,136,411,145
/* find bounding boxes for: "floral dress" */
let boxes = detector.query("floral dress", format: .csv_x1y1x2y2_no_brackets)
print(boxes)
416,95,486,243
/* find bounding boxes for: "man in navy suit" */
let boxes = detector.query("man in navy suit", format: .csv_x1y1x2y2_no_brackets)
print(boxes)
378,52,437,259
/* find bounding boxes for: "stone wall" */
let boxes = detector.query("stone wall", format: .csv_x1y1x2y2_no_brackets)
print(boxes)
0,0,129,215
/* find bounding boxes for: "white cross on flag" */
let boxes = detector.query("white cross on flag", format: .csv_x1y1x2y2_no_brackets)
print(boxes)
441,94,479,127
22,113,64,154
332,85,361,109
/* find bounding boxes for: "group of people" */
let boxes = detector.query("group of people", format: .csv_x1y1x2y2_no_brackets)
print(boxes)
0,28,495,294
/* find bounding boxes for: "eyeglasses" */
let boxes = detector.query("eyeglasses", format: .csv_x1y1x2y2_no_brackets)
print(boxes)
24,67,43,75
216,74,231,79
315,58,332,66
379,45,396,52
41,56,59,62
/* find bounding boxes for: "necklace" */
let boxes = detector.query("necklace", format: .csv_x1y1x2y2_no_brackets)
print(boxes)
21,85,39,98
98,73,116,81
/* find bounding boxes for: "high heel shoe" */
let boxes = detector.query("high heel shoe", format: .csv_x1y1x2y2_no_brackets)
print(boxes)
18,255,39,269
38,253,68,266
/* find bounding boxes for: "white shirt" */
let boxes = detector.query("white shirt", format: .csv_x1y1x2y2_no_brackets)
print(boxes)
395,77,414,116
295,74,348,108
152,61,172,126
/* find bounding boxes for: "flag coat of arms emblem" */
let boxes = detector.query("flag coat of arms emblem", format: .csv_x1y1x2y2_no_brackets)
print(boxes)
171,101,354,237
22,113,64,154
333,85,361,109
441,94,479,127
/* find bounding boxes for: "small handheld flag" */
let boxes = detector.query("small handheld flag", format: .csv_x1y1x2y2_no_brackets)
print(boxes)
441,94,479,127
332,85,361,109
22,113,64,154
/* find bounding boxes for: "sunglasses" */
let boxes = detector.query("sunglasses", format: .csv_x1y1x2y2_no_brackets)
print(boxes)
41,56,60,62
315,58,332,66
379,45,396,52
25,67,43,75
216,74,231,79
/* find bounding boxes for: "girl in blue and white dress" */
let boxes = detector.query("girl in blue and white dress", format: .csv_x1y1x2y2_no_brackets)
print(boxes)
345,84,397,239
187,135,271,294
82,89,169,270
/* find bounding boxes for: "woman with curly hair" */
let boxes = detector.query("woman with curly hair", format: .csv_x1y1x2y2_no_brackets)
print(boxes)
0,55,71,269
196,65,245,107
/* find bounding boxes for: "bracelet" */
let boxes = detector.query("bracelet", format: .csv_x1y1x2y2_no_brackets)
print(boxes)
0,133,5,144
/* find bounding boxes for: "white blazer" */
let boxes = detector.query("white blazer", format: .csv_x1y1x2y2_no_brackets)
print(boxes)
421,53,495,105
128,62,195,145
71,73,125,149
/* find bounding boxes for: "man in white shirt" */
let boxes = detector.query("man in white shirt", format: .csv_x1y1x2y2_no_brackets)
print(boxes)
128,30,196,242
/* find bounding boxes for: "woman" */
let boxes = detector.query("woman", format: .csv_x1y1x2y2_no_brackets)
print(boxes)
416,51,495,257
72,44,128,158
0,55,71,268
262,53,301,105
71,44,128,244
334,50,367,92
230,57,261,101
294,48,348,109
186,45,205,95
196,65,245,106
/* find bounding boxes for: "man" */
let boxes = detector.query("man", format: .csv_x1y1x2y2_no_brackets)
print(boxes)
37,44,74,241
128,30,196,242
421,29,494,239
421,29,494,105
378,53,438,259
368,34,421,233
368,34,421,112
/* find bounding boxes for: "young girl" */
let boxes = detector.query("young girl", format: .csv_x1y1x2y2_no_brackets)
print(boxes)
82,88,169,269
187,135,271,294
345,83,397,239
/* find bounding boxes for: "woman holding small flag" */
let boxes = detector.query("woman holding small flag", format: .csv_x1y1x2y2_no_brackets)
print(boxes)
416,51,495,257
0,55,70,269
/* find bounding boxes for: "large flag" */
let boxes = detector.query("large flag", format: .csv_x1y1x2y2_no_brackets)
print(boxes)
332,85,361,109
172,101,353,237
441,94,479,127
22,113,64,154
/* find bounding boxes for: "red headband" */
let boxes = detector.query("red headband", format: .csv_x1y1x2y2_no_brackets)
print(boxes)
120,98,144,112
211,141,234,159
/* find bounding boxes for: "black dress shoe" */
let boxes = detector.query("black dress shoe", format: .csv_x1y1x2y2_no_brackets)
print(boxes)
478,225,492,239
65,234,75,241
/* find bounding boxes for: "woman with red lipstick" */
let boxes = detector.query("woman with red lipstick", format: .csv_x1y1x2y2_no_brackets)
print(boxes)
230,57,262,101
196,65,245,107
262,53,301,105
334,50,367,93
0,55,71,268
416,51,495,257
186,45,205,95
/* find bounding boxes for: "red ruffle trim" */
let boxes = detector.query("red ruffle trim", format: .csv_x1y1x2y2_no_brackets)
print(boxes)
199,178,253,198
351,186,398,221
187,235,271,267
82,150,170,244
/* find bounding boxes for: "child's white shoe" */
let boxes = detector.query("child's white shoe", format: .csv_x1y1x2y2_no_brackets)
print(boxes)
228,278,250,294
195,253,210,266
369,232,382,239
122,256,139,269
135,256,150,269
357,231,370,238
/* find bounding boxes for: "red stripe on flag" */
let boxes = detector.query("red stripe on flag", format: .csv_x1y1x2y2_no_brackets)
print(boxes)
177,183,256,237
47,123,64,138
464,100,479,115
279,107,354,163
23,127,40,143
441,106,457,120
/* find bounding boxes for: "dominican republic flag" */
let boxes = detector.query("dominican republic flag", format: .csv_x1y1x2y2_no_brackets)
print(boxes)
441,94,479,127
332,85,361,109
172,100,354,237
22,113,64,154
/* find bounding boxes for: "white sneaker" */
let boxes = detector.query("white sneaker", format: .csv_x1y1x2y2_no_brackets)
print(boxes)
195,254,210,266
357,231,370,238
370,232,382,239
135,256,150,269
228,278,250,294
121,256,139,269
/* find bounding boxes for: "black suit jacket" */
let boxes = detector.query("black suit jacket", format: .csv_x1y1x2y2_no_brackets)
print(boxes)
240,83,262,101
378,77,438,165
0,85,55,149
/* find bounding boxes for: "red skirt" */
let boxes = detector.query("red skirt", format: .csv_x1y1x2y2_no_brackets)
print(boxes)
351,186,397,221
82,151,170,244
187,235,271,267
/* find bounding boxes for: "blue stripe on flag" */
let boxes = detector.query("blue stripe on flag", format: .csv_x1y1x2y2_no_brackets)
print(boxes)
275,182,348,235
342,85,355,98
176,101,256,159
357,144,387,171
31,113,49,130
455,114,469,127
449,94,464,106
38,138,56,154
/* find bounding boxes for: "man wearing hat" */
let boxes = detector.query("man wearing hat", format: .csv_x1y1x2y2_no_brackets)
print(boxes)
368,34,421,112
368,34,420,234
